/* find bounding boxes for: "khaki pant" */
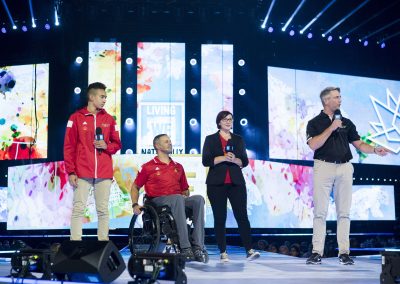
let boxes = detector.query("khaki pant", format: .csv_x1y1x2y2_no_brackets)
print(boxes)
312,160,353,256
70,178,112,241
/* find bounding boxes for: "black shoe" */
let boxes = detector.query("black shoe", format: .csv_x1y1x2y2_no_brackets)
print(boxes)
339,254,354,265
306,253,322,264
193,247,209,263
181,247,195,262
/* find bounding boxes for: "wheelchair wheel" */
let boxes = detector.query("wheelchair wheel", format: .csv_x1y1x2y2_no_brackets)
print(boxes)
128,205,160,254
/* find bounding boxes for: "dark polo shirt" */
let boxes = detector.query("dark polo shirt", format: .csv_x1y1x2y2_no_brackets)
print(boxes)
306,110,360,163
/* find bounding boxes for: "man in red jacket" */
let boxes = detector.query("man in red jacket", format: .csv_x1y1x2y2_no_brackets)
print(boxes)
64,82,122,240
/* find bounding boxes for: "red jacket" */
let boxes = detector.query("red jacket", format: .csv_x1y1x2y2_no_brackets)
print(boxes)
63,107,122,179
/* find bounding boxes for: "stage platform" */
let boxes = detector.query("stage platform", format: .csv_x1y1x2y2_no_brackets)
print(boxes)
0,246,383,284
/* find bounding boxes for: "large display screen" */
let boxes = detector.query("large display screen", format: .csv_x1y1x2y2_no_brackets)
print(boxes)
7,156,395,230
0,63,49,160
136,42,185,154
268,66,400,165
0,187,7,222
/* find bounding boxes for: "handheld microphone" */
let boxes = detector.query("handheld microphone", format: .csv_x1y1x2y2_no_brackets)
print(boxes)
95,127,104,154
334,109,342,121
225,139,234,153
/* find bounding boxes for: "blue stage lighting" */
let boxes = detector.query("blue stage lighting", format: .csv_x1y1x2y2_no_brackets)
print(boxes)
240,118,248,126
261,0,276,31
189,118,198,126
239,89,246,96
380,42,386,48
289,30,295,36
322,33,326,38
1,27,6,33
12,25,17,30
190,58,197,66
307,32,313,39
125,118,134,126
238,59,245,66
74,87,81,94
44,23,50,30
32,20,36,28
190,88,197,95
126,87,133,95
126,57,133,64
344,37,350,44
363,40,368,46
55,10,60,26
327,35,333,41
300,0,336,34
268,26,274,33
282,0,307,32
189,148,198,154
22,25,27,32
28,0,36,28
75,57,83,64
125,149,133,154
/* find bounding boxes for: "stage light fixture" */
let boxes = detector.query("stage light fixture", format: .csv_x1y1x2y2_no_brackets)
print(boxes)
22,25,27,32
289,30,295,36
32,21,36,28
126,57,133,64
238,59,245,66
74,87,81,94
380,42,386,48
189,118,198,126
322,0,370,37
28,0,36,28
125,149,133,154
327,35,333,42
12,25,17,30
1,27,6,33
322,33,326,38
361,18,400,43
190,88,197,95
189,148,198,154
44,23,50,30
240,118,248,126
307,32,313,39
10,249,53,280
190,58,197,66
363,40,368,46
281,0,306,32
299,0,336,34
125,118,134,126
54,10,59,26
339,36,343,40
261,0,276,31
75,57,83,64
239,89,246,96
345,37,350,44
268,26,274,33
126,87,133,95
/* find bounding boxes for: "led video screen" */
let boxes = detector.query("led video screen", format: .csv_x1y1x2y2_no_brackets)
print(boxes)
201,44,233,148
88,42,121,129
0,187,7,222
7,156,395,230
137,42,185,154
0,63,49,160
268,66,400,165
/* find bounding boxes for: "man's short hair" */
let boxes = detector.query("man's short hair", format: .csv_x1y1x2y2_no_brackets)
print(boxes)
86,82,106,102
320,86,340,105
153,134,168,150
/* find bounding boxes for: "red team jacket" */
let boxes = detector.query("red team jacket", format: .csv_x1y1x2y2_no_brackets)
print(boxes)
63,107,122,179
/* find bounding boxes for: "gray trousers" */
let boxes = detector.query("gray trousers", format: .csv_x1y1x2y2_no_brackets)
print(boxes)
312,160,354,256
151,194,205,250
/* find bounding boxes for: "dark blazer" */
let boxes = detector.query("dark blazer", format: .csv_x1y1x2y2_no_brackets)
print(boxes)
202,131,249,185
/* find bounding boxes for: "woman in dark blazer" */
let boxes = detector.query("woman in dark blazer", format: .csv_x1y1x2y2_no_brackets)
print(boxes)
202,110,260,262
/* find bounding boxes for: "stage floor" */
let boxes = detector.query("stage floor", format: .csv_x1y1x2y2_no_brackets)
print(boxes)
0,246,382,284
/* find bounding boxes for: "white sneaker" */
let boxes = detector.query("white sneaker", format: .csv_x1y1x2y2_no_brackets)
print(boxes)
246,249,260,261
220,252,229,262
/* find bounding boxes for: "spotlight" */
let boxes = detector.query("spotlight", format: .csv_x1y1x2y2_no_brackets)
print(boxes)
1,27,6,33
189,148,198,154
190,58,197,66
380,42,386,48
238,89,246,96
363,40,368,46
327,35,333,42
32,21,36,28
75,57,83,64
344,37,350,44
125,118,134,126
268,26,274,33
125,149,134,154
189,118,197,126
74,87,81,94
238,59,245,66
12,25,17,30
190,88,197,95
289,30,295,36
126,87,133,95
44,23,50,30
261,23,266,29
22,25,28,32
339,36,343,40
240,118,248,126
307,32,313,39
54,10,60,26
322,33,326,38
126,57,133,64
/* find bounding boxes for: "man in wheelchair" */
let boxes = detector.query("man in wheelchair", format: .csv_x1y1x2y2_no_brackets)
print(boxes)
130,134,207,262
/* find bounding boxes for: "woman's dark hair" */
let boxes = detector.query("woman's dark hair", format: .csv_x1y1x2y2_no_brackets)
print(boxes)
216,110,233,129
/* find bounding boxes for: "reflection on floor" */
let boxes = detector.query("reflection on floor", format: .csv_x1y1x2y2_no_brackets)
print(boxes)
0,245,382,284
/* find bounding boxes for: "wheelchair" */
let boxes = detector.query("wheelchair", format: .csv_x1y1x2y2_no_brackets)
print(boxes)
128,197,208,263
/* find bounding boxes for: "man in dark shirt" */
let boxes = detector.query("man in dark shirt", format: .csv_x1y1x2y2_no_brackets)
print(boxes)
130,134,206,262
305,87,388,265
